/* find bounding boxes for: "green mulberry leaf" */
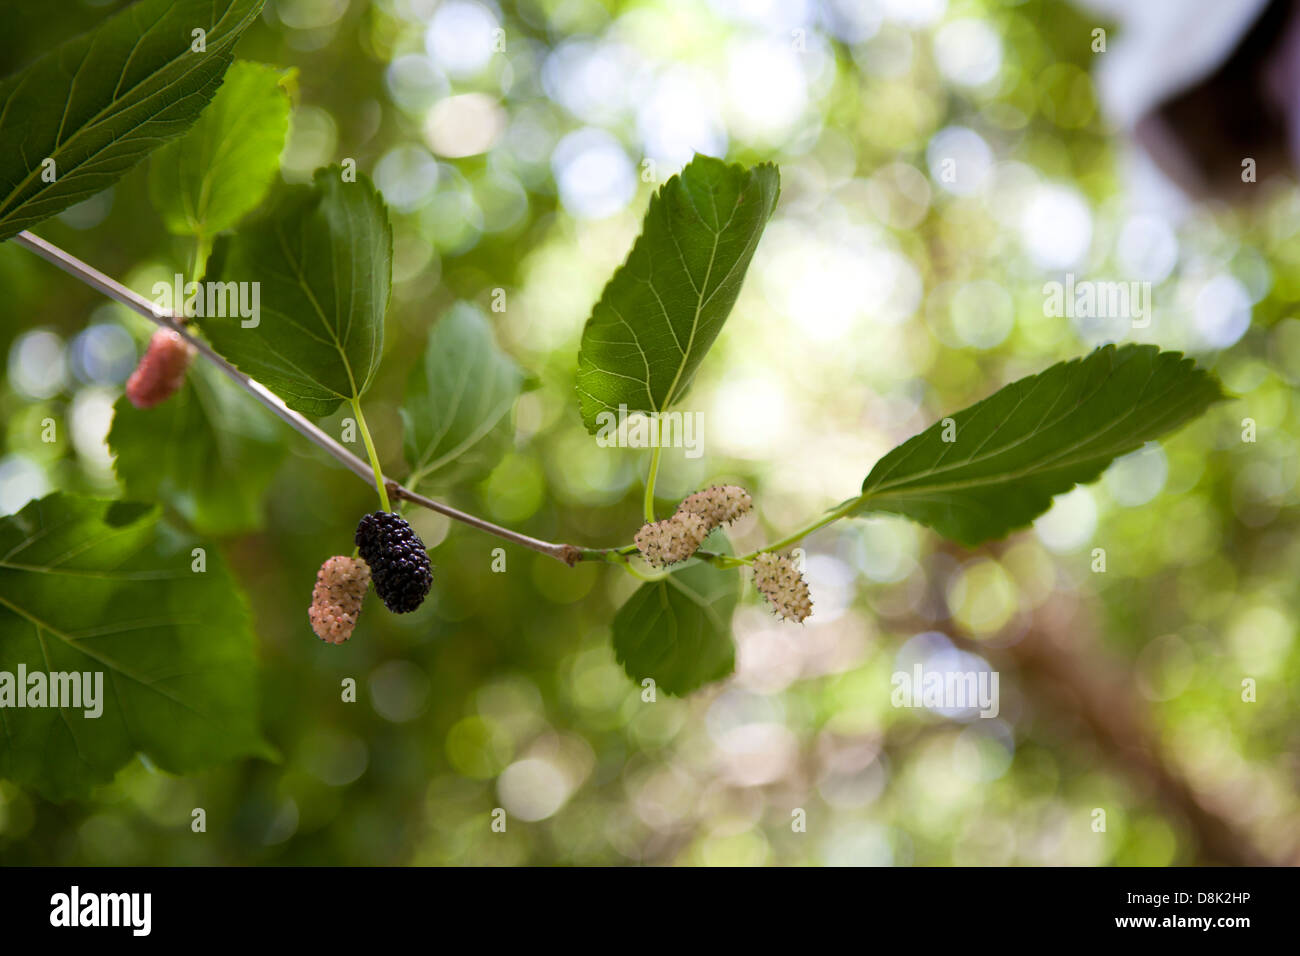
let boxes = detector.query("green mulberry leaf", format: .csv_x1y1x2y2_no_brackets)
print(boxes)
202,167,392,417
576,155,779,432
0,493,274,800
612,557,738,696
0,0,265,242
856,344,1228,546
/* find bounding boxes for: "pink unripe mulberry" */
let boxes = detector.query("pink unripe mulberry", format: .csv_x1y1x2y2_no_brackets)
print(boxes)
309,555,371,644
125,328,195,409
677,484,752,529
634,512,709,567
752,552,813,623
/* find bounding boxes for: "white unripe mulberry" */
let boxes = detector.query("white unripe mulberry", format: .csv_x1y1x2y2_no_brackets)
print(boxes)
752,552,813,623
634,512,709,567
309,555,371,644
676,484,752,529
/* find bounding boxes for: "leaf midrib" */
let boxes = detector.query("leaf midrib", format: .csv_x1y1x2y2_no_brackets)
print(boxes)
663,574,726,632
273,216,361,400
866,351,1175,495
657,181,749,412
863,374,1212,501
867,352,1125,491
411,390,515,482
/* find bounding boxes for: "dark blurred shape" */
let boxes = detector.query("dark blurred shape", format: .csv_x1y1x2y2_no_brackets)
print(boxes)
1137,0,1298,200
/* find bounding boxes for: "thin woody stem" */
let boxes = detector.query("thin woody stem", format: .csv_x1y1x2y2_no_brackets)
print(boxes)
14,230,859,569
387,483,582,565
14,229,582,565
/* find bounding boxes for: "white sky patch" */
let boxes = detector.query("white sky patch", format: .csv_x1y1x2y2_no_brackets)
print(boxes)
0,455,50,516
882,0,946,27
425,93,505,158
498,757,573,821
374,145,440,211
724,37,808,145
1104,442,1168,507
70,387,118,471
1033,485,1098,553
8,329,68,400
934,18,1002,88
69,323,136,386
708,0,814,29
424,0,499,78
760,221,921,340
551,128,636,220
1020,184,1093,269
710,377,792,458
543,39,640,126
927,126,992,197
636,67,727,169
1194,273,1252,348
802,553,855,622
821,0,883,43
1116,214,1178,282
385,54,449,114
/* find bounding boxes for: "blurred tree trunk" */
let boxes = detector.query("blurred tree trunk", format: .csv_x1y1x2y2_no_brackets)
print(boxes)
937,602,1289,866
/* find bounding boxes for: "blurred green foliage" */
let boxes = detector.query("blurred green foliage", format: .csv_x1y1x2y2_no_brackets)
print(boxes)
0,0,1296,866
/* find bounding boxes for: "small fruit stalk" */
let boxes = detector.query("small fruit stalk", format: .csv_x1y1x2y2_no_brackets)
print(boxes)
355,511,434,613
125,328,195,409
309,556,371,644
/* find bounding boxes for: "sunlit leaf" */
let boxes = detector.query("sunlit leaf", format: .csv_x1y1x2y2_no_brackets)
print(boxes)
148,60,292,239
576,155,779,432
0,0,265,242
612,556,738,696
856,344,1227,546
202,166,392,417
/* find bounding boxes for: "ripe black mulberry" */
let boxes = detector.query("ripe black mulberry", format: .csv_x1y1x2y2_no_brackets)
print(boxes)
355,511,434,613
